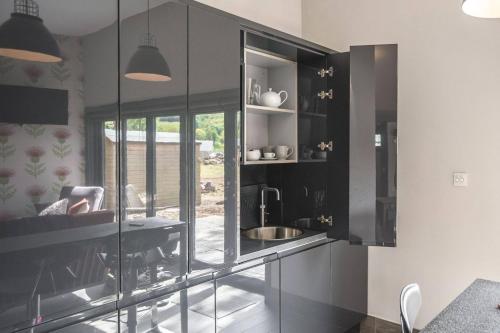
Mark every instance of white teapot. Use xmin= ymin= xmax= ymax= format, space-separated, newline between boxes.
xmin=258 ymin=88 xmax=288 ymax=108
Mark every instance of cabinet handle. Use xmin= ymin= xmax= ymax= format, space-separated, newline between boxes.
xmin=317 ymin=89 xmax=333 ymax=100
xmin=317 ymin=215 xmax=333 ymax=227
xmin=317 ymin=141 xmax=333 ymax=151
xmin=317 ymin=66 xmax=334 ymax=78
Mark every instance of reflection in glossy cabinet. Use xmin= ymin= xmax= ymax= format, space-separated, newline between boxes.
xmin=120 ymin=281 xmax=215 ymax=333
xmin=18 ymin=310 xmax=119 ymax=333
xmin=188 ymin=6 xmax=240 ymax=272
xmin=0 ymin=0 xmax=119 ymax=331
xmin=51 ymin=311 xmax=119 ymax=333
xmin=215 ymin=261 xmax=280 ymax=333
xmin=119 ymin=0 xmax=189 ymax=304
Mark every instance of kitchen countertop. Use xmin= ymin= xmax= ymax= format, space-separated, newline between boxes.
xmin=238 ymin=227 xmax=329 ymax=263
xmin=421 ymin=279 xmax=500 ymax=333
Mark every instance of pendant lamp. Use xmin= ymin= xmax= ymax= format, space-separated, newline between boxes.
xmin=462 ymin=0 xmax=500 ymax=18
xmin=0 ymin=0 xmax=61 ymax=62
xmin=125 ymin=0 xmax=171 ymax=82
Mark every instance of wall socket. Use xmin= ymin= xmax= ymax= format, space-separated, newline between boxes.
xmin=453 ymin=172 xmax=468 ymax=187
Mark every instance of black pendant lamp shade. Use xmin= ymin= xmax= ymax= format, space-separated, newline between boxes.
xmin=0 ymin=0 xmax=61 ymax=62
xmin=125 ymin=0 xmax=171 ymax=82
xmin=462 ymin=0 xmax=500 ymax=18
xmin=125 ymin=34 xmax=171 ymax=82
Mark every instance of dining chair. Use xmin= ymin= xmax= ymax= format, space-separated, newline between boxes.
xmin=400 ymin=283 xmax=422 ymax=333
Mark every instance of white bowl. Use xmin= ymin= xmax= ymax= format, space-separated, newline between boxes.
xmin=246 ymin=150 xmax=261 ymax=161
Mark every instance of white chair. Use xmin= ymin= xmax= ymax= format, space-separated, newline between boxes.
xmin=400 ymin=283 xmax=422 ymax=333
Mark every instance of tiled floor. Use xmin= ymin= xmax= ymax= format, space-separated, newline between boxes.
xmin=356 ymin=316 xmax=419 ymax=333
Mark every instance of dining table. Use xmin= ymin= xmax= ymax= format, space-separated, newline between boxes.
xmin=420 ymin=279 xmax=500 ymax=333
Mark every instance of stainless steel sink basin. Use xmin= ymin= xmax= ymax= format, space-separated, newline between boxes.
xmin=243 ymin=226 xmax=303 ymax=241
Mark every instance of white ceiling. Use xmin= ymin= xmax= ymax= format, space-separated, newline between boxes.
xmin=0 ymin=0 xmax=170 ymax=36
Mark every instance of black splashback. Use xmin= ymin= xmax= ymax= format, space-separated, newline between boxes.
xmin=268 ymin=163 xmax=328 ymax=225
xmin=240 ymin=164 xmax=329 ymax=229
xmin=240 ymin=184 xmax=264 ymax=229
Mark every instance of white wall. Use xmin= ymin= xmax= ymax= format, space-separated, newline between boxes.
xmin=302 ymin=0 xmax=500 ymax=329
xmin=195 ymin=0 xmax=302 ymax=37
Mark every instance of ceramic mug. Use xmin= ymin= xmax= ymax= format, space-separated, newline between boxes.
xmin=246 ymin=149 xmax=261 ymax=161
xmin=263 ymin=152 xmax=276 ymax=159
xmin=275 ymin=145 xmax=294 ymax=160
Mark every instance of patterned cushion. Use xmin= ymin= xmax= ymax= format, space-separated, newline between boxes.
xmin=38 ymin=199 xmax=69 ymax=216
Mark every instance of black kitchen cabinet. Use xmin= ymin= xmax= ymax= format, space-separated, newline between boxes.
xmin=281 ymin=243 xmax=337 ymax=333
xmin=119 ymin=0 xmax=189 ymax=305
xmin=0 ymin=0 xmax=119 ymax=331
xmin=265 ymin=44 xmax=398 ymax=246
xmin=187 ymin=5 xmax=241 ymax=272
xmin=0 ymin=0 xmax=385 ymax=331
xmin=330 ymin=240 xmax=368 ymax=331
xmin=280 ymin=241 xmax=367 ymax=333
xmin=328 ymin=45 xmax=398 ymax=246
xmin=215 ymin=259 xmax=280 ymax=332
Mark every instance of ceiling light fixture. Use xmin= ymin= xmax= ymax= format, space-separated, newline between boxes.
xmin=0 ymin=0 xmax=61 ymax=62
xmin=125 ymin=0 xmax=171 ymax=82
xmin=462 ymin=0 xmax=500 ymax=18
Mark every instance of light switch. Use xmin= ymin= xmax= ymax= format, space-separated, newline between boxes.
xmin=453 ymin=172 xmax=468 ymax=187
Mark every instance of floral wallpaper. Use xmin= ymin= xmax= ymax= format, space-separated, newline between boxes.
xmin=0 ymin=36 xmax=85 ymax=220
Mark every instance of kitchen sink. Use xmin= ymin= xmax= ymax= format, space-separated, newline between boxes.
xmin=243 ymin=226 xmax=303 ymax=241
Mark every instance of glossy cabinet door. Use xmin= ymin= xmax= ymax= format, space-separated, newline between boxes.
xmin=328 ymin=45 xmax=398 ymax=246
xmin=281 ymin=242 xmax=367 ymax=333
xmin=120 ymin=281 xmax=215 ymax=333
xmin=0 ymin=0 xmax=119 ymax=331
xmin=51 ymin=311 xmax=119 ymax=333
xmin=119 ymin=0 xmax=189 ymax=304
xmin=330 ymin=241 xmax=368 ymax=331
xmin=188 ymin=7 xmax=240 ymax=272
xmin=18 ymin=310 xmax=119 ymax=333
xmin=215 ymin=260 xmax=280 ymax=332
xmin=280 ymin=243 xmax=339 ymax=333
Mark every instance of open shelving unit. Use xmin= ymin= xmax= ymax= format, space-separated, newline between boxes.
xmin=242 ymin=47 xmax=298 ymax=165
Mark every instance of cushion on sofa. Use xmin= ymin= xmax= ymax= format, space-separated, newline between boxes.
xmin=68 ymin=198 xmax=89 ymax=215
xmin=38 ymin=199 xmax=69 ymax=216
